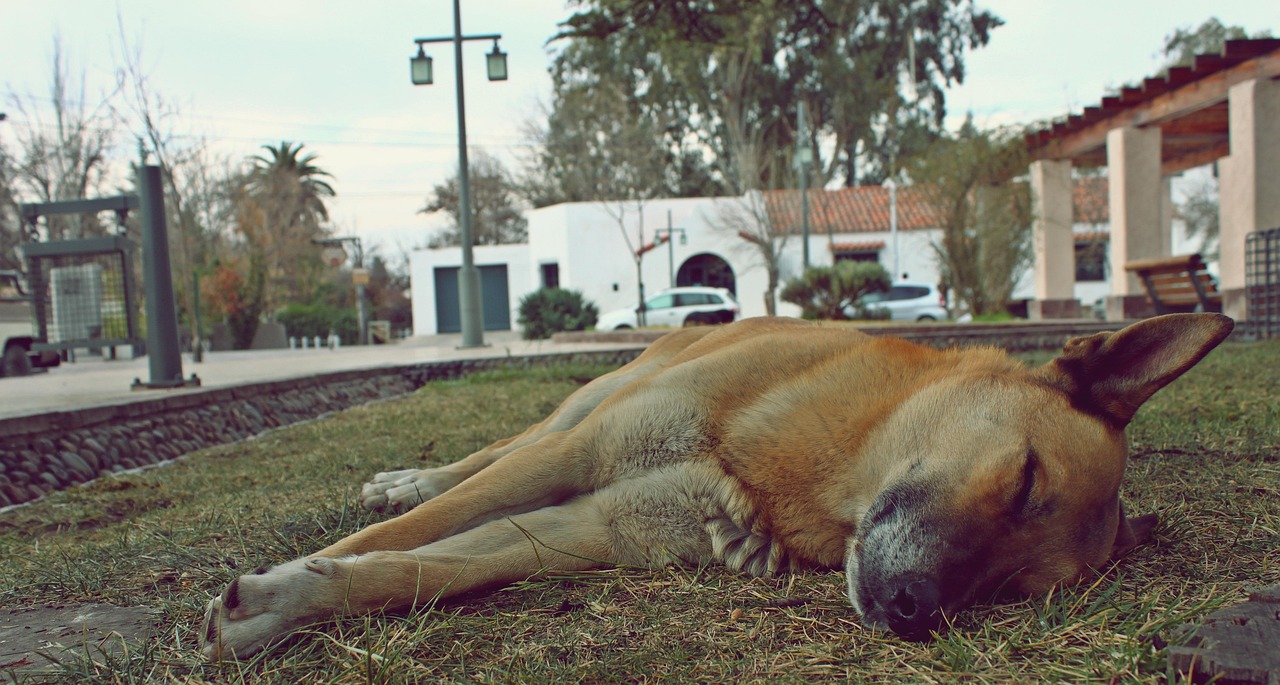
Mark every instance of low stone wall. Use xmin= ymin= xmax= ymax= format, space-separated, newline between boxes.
xmin=0 ymin=350 xmax=642 ymax=509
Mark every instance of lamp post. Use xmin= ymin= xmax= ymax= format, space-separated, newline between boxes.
xmin=313 ymin=236 xmax=368 ymax=344
xmin=795 ymin=101 xmax=813 ymax=268
xmin=886 ymin=178 xmax=899 ymax=280
xmin=654 ymin=210 xmax=687 ymax=289
xmin=410 ymin=0 xmax=507 ymax=348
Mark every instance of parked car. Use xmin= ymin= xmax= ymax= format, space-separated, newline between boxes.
xmin=596 ymin=287 xmax=740 ymax=330
xmin=849 ymin=282 xmax=948 ymax=322
xmin=0 ymin=270 xmax=61 ymax=377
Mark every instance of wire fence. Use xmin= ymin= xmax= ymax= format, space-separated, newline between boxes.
xmin=24 ymin=237 xmax=141 ymax=354
xmin=1245 ymin=226 xmax=1280 ymax=340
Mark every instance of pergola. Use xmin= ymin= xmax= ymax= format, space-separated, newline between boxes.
xmin=1023 ymin=38 xmax=1280 ymax=321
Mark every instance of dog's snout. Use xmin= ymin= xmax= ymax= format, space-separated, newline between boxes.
xmin=882 ymin=576 xmax=942 ymax=639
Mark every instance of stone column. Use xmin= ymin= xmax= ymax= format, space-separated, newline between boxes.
xmin=1105 ymin=126 xmax=1166 ymax=320
xmin=1219 ymin=77 xmax=1280 ymax=320
xmin=1028 ymin=159 xmax=1080 ymax=319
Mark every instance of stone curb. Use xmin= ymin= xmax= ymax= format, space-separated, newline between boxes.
xmin=0 ymin=349 xmax=642 ymax=509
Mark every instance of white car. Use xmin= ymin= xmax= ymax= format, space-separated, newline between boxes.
xmin=596 ymin=287 xmax=740 ymax=330
xmin=852 ymin=282 xmax=948 ymax=322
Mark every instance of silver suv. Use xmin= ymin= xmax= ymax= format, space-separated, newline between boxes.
xmin=851 ymin=282 xmax=948 ymax=322
xmin=596 ymin=287 xmax=740 ymax=330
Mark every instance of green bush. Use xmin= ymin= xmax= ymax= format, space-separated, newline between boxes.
xmin=518 ymin=288 xmax=598 ymax=340
xmin=276 ymin=303 xmax=359 ymax=344
xmin=780 ymin=262 xmax=891 ymax=320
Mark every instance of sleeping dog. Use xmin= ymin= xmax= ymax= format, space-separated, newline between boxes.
xmin=202 ymin=313 xmax=1232 ymax=659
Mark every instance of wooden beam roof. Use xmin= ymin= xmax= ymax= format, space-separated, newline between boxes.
xmin=1026 ymin=39 xmax=1280 ymax=175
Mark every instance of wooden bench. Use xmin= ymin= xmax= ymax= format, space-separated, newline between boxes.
xmin=1124 ymin=254 xmax=1222 ymax=315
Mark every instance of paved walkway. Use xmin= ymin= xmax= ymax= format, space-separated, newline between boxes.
xmin=0 ymin=332 xmax=648 ymax=421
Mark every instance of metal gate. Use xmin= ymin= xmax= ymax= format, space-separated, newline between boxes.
xmin=1245 ymin=226 xmax=1280 ymax=339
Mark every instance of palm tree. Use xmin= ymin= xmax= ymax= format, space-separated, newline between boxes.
xmin=244 ymin=141 xmax=337 ymax=309
xmin=248 ymin=141 xmax=335 ymax=227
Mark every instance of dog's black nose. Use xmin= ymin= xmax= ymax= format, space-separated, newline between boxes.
xmin=882 ymin=576 xmax=942 ymax=639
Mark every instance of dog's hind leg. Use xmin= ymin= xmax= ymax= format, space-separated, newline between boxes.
xmin=201 ymin=495 xmax=616 ymax=661
xmin=359 ymin=347 xmax=686 ymax=513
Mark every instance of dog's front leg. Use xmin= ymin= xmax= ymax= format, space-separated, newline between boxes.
xmin=201 ymin=496 xmax=615 ymax=661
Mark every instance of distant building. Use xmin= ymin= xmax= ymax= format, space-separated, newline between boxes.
xmin=409 ymin=181 xmax=1126 ymax=335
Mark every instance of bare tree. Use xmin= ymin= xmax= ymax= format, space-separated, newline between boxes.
xmin=908 ymin=119 xmax=1031 ymax=317
xmin=114 ymin=14 xmax=227 ymax=329
xmin=5 ymin=36 xmax=121 ymax=241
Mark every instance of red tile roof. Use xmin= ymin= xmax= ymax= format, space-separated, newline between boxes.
xmin=764 ymin=178 xmax=1109 ymax=234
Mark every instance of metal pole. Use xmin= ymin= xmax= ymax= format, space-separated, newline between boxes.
xmin=798 ymin=101 xmax=810 ymax=269
xmin=888 ymin=179 xmax=899 ymax=279
xmin=192 ymin=270 xmax=203 ymax=362
xmin=135 ymin=164 xmax=196 ymax=388
xmin=354 ymin=239 xmax=369 ymax=345
xmin=453 ymin=0 xmax=486 ymax=348
xmin=666 ymin=210 xmax=675 ymax=288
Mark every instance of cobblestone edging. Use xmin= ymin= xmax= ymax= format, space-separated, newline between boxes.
xmin=0 ymin=350 xmax=643 ymax=509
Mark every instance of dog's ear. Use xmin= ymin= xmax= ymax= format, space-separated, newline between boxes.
xmin=1037 ymin=313 xmax=1233 ymax=427
xmin=1111 ymin=501 xmax=1158 ymax=559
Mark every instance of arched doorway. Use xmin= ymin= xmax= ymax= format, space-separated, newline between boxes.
xmin=676 ymin=253 xmax=736 ymax=294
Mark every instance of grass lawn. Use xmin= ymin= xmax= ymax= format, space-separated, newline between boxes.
xmin=1 ymin=343 xmax=1277 ymax=684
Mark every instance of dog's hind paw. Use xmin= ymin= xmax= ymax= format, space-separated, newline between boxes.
xmin=200 ymin=558 xmax=337 ymax=661
xmin=359 ymin=467 xmax=457 ymax=512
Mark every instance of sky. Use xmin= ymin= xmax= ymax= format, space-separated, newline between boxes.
xmin=2 ymin=1 xmax=1276 ymax=258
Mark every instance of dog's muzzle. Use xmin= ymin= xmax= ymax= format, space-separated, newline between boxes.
xmin=853 ymin=572 xmax=944 ymax=640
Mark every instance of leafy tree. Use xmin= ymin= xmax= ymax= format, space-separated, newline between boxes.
xmin=551 ymin=0 xmax=1001 ymax=188
xmin=1161 ymin=18 xmax=1271 ymax=70
xmin=1180 ymin=174 xmax=1220 ymax=259
xmin=907 ymin=119 xmax=1031 ymax=317
xmin=781 ymin=261 xmax=890 ymax=320
xmin=1156 ymin=18 xmax=1270 ymax=258
xmin=246 ymin=141 xmax=335 ymax=310
xmin=517 ymin=288 xmax=598 ymax=340
xmin=422 ymin=149 xmax=528 ymax=247
xmin=518 ymin=45 xmax=724 ymax=208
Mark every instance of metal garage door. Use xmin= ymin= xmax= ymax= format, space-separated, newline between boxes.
xmin=433 ymin=265 xmax=511 ymax=333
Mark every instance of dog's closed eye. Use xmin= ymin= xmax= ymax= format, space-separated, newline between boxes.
xmin=1010 ymin=448 xmax=1039 ymax=517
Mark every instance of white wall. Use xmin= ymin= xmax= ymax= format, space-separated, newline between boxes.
xmin=411 ymin=191 xmax=1179 ymax=333
xmin=410 ymin=243 xmax=532 ymax=336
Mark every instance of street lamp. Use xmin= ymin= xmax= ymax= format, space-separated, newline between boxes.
xmin=410 ymin=0 xmax=506 ymax=348
xmin=654 ymin=210 xmax=687 ymax=289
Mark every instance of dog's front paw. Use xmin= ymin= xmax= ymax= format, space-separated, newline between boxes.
xmin=200 ymin=558 xmax=339 ymax=661
xmin=359 ymin=467 xmax=458 ymax=512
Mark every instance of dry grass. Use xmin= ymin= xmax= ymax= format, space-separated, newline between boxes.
xmin=0 ymin=345 xmax=1276 ymax=684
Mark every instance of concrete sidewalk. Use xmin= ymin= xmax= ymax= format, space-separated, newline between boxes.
xmin=0 ymin=331 xmax=648 ymax=421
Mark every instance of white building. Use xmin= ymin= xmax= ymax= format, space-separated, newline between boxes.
xmin=410 ymin=182 xmax=1118 ymax=335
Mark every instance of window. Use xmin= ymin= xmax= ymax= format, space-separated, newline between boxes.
xmin=1075 ymin=241 xmax=1107 ymax=282
xmin=540 ymin=263 xmax=560 ymax=289
xmin=834 ymin=250 xmax=880 ymax=264
xmin=646 ymin=294 xmax=675 ymax=310
xmin=676 ymin=293 xmax=716 ymax=306
xmin=888 ymin=286 xmax=929 ymax=301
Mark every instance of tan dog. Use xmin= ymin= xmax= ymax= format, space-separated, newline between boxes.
xmin=201 ymin=313 xmax=1232 ymax=659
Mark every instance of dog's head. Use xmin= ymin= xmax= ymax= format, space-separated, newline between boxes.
xmin=845 ymin=313 xmax=1233 ymax=640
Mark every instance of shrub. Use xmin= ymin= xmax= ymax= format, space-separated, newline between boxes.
xmin=780 ymin=262 xmax=890 ymax=320
xmin=518 ymin=288 xmax=598 ymax=340
xmin=277 ymin=303 xmax=360 ymax=344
